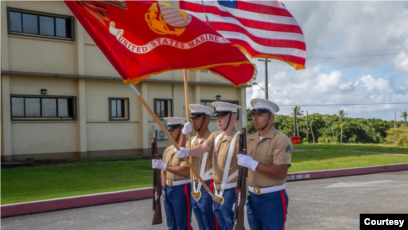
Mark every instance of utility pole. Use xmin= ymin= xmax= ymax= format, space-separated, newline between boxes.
xmin=306 ymin=111 xmax=309 ymax=143
xmin=293 ymin=107 xmax=296 ymax=137
xmin=258 ymin=58 xmax=271 ymax=100
xmin=394 ymin=112 xmax=397 ymax=129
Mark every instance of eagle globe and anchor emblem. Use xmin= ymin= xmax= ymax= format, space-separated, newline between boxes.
xmin=145 ymin=2 xmax=192 ymax=36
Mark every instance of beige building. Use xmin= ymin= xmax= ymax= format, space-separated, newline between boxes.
xmin=1 ymin=1 xmax=248 ymax=161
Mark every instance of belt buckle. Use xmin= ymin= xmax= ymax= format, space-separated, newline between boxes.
xmin=254 ymin=187 xmax=261 ymax=195
xmin=215 ymin=183 xmax=221 ymax=190
xmin=168 ymin=181 xmax=173 ymax=186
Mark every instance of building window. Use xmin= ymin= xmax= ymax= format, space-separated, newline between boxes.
xmin=8 ymin=7 xmax=74 ymax=41
xmin=109 ymin=98 xmax=129 ymax=121
xmin=154 ymin=99 xmax=172 ymax=118
xmin=201 ymin=100 xmax=240 ymax=120
xmin=11 ymin=95 xmax=76 ymax=120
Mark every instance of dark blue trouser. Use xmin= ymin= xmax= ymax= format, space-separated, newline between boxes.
xmin=247 ymin=188 xmax=289 ymax=230
xmin=213 ymin=187 xmax=245 ymax=230
xmin=164 ymin=183 xmax=193 ymax=230
xmin=191 ymin=180 xmax=217 ymax=230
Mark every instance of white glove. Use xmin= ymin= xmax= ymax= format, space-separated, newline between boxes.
xmin=155 ymin=190 xmax=165 ymax=201
xmin=152 ymin=159 xmax=167 ymax=170
xmin=238 ymin=155 xmax=259 ymax=171
xmin=175 ymin=147 xmax=189 ymax=158
xmin=182 ymin=122 xmax=192 ymax=135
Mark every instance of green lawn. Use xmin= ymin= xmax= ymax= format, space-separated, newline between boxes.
xmin=290 ymin=149 xmax=408 ymax=172
xmin=2 ymin=149 xmax=408 ymax=205
xmin=293 ymin=143 xmax=408 ymax=153
xmin=1 ymin=161 xmax=153 ymax=205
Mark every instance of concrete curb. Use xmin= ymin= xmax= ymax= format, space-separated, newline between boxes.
xmin=286 ymin=163 xmax=408 ymax=182
xmin=1 ymin=187 xmax=153 ymax=218
xmin=2 ymin=163 xmax=408 ymax=218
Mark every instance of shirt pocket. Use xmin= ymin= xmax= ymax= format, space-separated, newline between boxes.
xmin=216 ymin=142 xmax=229 ymax=159
xmin=169 ymin=155 xmax=180 ymax=166
xmin=247 ymin=140 xmax=255 ymax=157
xmin=261 ymin=141 xmax=274 ymax=156
xmin=260 ymin=142 xmax=274 ymax=165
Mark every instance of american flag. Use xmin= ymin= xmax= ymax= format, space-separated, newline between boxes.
xmin=179 ymin=0 xmax=306 ymax=70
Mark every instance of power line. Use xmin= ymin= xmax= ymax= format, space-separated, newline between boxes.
xmin=307 ymin=52 xmax=407 ymax=59
xmin=307 ymin=48 xmax=408 ymax=60
xmin=278 ymin=102 xmax=408 ymax=107
xmin=247 ymin=88 xmax=403 ymax=96
xmin=307 ymin=47 xmax=408 ymax=57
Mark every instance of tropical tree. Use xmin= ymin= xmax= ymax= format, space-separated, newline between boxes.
xmin=338 ymin=109 xmax=348 ymax=144
xmin=385 ymin=126 xmax=408 ymax=147
xmin=400 ymin=111 xmax=408 ymax=127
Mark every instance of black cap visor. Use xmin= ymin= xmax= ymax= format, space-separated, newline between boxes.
xmin=167 ymin=124 xmax=182 ymax=131
xmin=190 ymin=113 xmax=206 ymax=119
xmin=251 ymin=108 xmax=272 ymax=114
xmin=214 ymin=111 xmax=233 ymax=117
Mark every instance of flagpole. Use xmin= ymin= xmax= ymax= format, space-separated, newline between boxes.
xmin=128 ymin=84 xmax=219 ymax=202
xmin=183 ymin=70 xmax=194 ymax=186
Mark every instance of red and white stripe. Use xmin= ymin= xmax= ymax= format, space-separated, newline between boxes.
xmin=179 ymin=0 xmax=306 ymax=70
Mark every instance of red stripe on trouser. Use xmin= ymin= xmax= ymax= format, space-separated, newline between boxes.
xmin=210 ymin=180 xmax=220 ymax=230
xmin=280 ymin=190 xmax=287 ymax=230
xmin=184 ymin=184 xmax=192 ymax=230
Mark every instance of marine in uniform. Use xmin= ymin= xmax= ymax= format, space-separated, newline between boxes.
xmin=180 ymin=104 xmax=218 ymax=230
xmin=238 ymin=98 xmax=292 ymax=230
xmin=175 ymin=101 xmax=244 ymax=230
xmin=152 ymin=117 xmax=193 ymax=230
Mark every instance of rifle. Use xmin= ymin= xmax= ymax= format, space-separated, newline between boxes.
xmin=151 ymin=125 xmax=163 ymax=225
xmin=233 ymin=110 xmax=248 ymax=230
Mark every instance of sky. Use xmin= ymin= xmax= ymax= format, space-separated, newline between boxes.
xmin=245 ymin=1 xmax=408 ymax=121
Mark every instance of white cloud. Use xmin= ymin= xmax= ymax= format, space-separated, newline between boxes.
xmin=393 ymin=52 xmax=408 ymax=72
xmin=245 ymin=2 xmax=408 ymax=121
xmin=246 ymin=66 xmax=408 ymax=120
xmin=360 ymin=75 xmax=391 ymax=91
xmin=284 ymin=1 xmax=408 ymax=70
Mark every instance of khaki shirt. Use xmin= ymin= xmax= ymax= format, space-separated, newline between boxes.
xmin=247 ymin=126 xmax=292 ymax=187
xmin=162 ymin=145 xmax=190 ymax=181
xmin=190 ymin=130 xmax=213 ymax=178
xmin=204 ymin=127 xmax=240 ymax=184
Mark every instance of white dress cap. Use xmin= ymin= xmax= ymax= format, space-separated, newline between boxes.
xmin=212 ymin=101 xmax=241 ymax=116
xmin=189 ymin=104 xmax=213 ymax=117
xmin=250 ymin=98 xmax=280 ymax=114
xmin=164 ymin=117 xmax=186 ymax=125
xmin=163 ymin=117 xmax=186 ymax=130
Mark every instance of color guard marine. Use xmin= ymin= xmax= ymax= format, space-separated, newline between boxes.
xmin=179 ymin=104 xmax=218 ymax=230
xmin=238 ymin=98 xmax=293 ymax=230
xmin=152 ymin=117 xmax=193 ymax=230
xmin=176 ymin=101 xmax=245 ymax=230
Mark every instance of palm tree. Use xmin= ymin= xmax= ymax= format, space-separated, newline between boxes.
xmin=400 ymin=111 xmax=407 ymax=127
xmin=291 ymin=106 xmax=303 ymax=136
xmin=338 ymin=109 xmax=348 ymax=144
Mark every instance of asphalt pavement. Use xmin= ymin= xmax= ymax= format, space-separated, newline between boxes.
xmin=2 ymin=170 xmax=408 ymax=230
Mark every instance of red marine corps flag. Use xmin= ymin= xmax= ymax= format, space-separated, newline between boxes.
xmin=64 ymin=0 xmax=256 ymax=86
xmin=64 ymin=0 xmax=251 ymax=209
